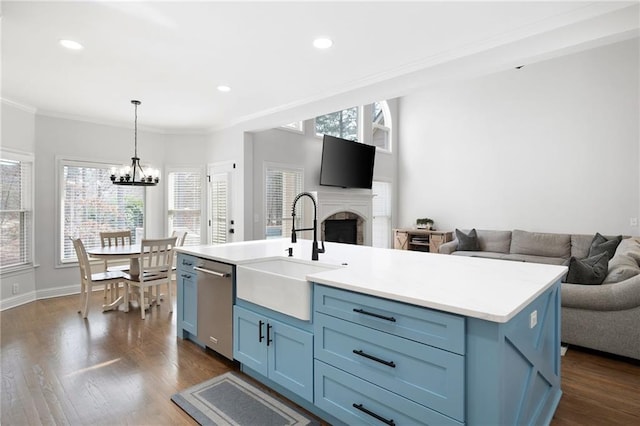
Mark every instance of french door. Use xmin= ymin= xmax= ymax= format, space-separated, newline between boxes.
xmin=208 ymin=162 xmax=235 ymax=244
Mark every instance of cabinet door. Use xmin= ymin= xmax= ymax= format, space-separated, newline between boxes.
xmin=233 ymin=306 xmax=268 ymax=376
xmin=268 ymin=319 xmax=314 ymax=402
xmin=177 ymin=270 xmax=197 ymax=337
xmin=394 ymin=230 xmax=409 ymax=250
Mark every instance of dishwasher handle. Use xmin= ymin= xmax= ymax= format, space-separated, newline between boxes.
xmin=194 ymin=266 xmax=230 ymax=278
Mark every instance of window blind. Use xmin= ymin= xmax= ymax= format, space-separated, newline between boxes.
xmin=0 ymin=156 xmax=33 ymax=269
xmin=61 ymin=161 xmax=144 ymax=263
xmin=265 ymin=167 xmax=303 ymax=239
xmin=209 ymin=173 xmax=228 ymax=245
xmin=168 ymin=170 xmax=202 ymax=246
xmin=372 ymin=181 xmax=392 ymax=249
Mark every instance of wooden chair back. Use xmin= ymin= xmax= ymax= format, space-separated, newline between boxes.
xmin=138 ymin=237 xmax=178 ymax=283
xmin=72 ymin=237 xmax=91 ymax=284
xmin=171 ymin=230 xmax=188 ymax=247
xmin=100 ymin=230 xmax=132 ymax=247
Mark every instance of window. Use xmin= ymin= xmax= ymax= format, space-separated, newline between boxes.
xmin=372 ymin=181 xmax=392 ymax=249
xmin=372 ymin=101 xmax=391 ymax=151
xmin=168 ymin=169 xmax=202 ymax=246
xmin=315 ymin=107 xmax=359 ymax=140
xmin=265 ymin=165 xmax=303 ymax=239
xmin=59 ymin=160 xmax=145 ymax=263
xmin=1 ymin=151 xmax=33 ymax=270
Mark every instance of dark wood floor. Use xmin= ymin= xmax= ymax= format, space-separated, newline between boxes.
xmin=1 ymin=289 xmax=639 ymax=425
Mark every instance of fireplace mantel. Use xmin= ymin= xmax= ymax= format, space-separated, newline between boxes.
xmin=313 ymin=190 xmax=373 ymax=246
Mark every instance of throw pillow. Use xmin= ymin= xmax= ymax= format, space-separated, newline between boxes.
xmin=564 ymin=252 xmax=609 ymax=285
xmin=456 ymin=228 xmax=480 ymax=251
xmin=588 ymin=233 xmax=622 ymax=260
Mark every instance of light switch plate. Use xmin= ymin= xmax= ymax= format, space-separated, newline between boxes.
xmin=530 ymin=310 xmax=537 ymax=328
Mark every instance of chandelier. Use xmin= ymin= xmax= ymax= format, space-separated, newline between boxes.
xmin=110 ymin=100 xmax=160 ymax=186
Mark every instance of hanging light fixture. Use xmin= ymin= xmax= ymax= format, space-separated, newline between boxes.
xmin=110 ymin=100 xmax=160 ymax=186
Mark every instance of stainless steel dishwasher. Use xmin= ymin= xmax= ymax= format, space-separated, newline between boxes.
xmin=194 ymin=259 xmax=234 ymax=360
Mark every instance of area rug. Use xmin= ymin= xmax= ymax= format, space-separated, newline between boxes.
xmin=171 ymin=372 xmax=318 ymax=426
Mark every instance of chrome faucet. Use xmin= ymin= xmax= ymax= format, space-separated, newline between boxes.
xmin=291 ymin=192 xmax=325 ymax=261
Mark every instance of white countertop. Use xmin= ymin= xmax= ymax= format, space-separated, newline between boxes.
xmin=177 ymin=239 xmax=567 ymax=323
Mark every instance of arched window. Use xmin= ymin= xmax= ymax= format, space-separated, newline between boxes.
xmin=371 ymin=101 xmax=391 ymax=151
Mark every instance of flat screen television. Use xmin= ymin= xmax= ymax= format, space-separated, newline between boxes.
xmin=319 ymin=135 xmax=376 ymax=189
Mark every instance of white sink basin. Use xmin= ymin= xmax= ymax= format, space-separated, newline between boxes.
xmin=236 ymin=258 xmax=339 ymax=320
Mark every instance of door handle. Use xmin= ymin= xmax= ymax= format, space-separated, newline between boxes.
xmin=194 ymin=266 xmax=230 ymax=278
xmin=266 ymin=323 xmax=273 ymax=346
xmin=258 ymin=320 xmax=264 ymax=342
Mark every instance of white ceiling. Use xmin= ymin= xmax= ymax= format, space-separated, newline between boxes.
xmin=2 ymin=1 xmax=638 ymax=133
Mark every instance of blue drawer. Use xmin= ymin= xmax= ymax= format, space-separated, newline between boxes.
xmin=315 ymin=312 xmax=464 ymax=421
xmin=177 ymin=253 xmax=196 ymax=272
xmin=315 ymin=360 xmax=463 ymax=426
xmin=314 ymin=284 xmax=465 ymax=355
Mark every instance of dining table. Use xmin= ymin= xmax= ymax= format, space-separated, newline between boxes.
xmin=86 ymin=244 xmax=144 ymax=312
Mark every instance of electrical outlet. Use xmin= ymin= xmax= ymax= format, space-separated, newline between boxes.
xmin=12 ymin=283 xmax=19 ymax=295
xmin=631 ymin=217 xmax=638 ymax=227
xmin=530 ymin=310 xmax=537 ymax=329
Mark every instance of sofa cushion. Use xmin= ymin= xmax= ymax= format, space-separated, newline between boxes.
xmin=476 ymin=230 xmax=512 ymax=253
xmin=455 ymin=228 xmax=479 ymax=251
xmin=510 ymin=229 xmax=571 ymax=258
xmin=588 ymin=233 xmax=622 ymax=260
xmin=451 ymin=251 xmax=506 ymax=260
xmin=603 ymin=238 xmax=640 ymax=284
xmin=501 ymin=254 xmax=567 ymax=265
xmin=565 ymin=252 xmax=609 ymax=285
xmin=571 ymin=234 xmax=595 ymax=259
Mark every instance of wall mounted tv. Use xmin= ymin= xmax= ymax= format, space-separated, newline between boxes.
xmin=319 ymin=134 xmax=376 ymax=189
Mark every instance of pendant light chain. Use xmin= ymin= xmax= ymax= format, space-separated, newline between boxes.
xmin=134 ymin=100 xmax=138 ymax=159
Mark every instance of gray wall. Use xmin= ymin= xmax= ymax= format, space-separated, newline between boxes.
xmin=398 ymin=38 xmax=639 ymax=236
xmin=0 ymin=106 xmax=208 ymax=306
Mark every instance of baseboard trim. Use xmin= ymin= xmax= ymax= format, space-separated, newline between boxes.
xmin=1 ymin=291 xmax=37 ymax=311
xmin=1 ymin=284 xmax=81 ymax=312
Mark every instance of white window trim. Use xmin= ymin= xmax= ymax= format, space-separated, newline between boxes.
xmin=55 ymin=156 xmax=148 ymax=268
xmin=372 ymin=101 xmax=392 ymax=153
xmin=279 ymin=121 xmax=305 ymax=134
xmin=0 ymin=148 xmax=35 ymax=274
xmin=165 ymin=165 xmax=206 ymax=244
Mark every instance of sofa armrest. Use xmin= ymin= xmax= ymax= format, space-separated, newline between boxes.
xmin=561 ymin=274 xmax=640 ymax=311
xmin=439 ymin=240 xmax=458 ymax=254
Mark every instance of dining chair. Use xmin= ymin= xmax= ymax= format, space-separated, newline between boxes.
xmin=99 ymin=230 xmax=132 ymax=300
xmin=72 ymin=237 xmax=126 ymax=319
xmin=123 ymin=236 xmax=177 ymax=319
xmin=169 ymin=230 xmax=188 ymax=286
xmin=171 ymin=230 xmax=188 ymax=247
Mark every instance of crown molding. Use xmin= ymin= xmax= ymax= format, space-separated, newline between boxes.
xmin=1 ymin=98 xmax=37 ymax=114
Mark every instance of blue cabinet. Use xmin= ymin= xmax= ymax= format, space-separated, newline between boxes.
xmin=176 ymin=254 xmax=197 ymax=338
xmin=314 ymin=284 xmax=465 ymax=425
xmin=234 ymin=305 xmax=314 ymax=402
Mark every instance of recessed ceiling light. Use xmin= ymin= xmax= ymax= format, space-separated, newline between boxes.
xmin=59 ymin=39 xmax=84 ymax=50
xmin=313 ymin=38 xmax=333 ymax=49
xmin=217 ymin=85 xmax=231 ymax=93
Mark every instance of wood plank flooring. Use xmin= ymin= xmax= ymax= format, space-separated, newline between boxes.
xmin=1 ymin=289 xmax=639 ymax=425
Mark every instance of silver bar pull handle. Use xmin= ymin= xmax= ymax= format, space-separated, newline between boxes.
xmin=194 ymin=266 xmax=229 ymax=278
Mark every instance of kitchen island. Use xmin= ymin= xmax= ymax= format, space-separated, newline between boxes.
xmin=177 ymin=239 xmax=566 ymax=425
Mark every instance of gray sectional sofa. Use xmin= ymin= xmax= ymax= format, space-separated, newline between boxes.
xmin=439 ymin=229 xmax=640 ymax=360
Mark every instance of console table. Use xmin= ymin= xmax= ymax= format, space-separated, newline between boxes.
xmin=394 ymin=228 xmax=453 ymax=253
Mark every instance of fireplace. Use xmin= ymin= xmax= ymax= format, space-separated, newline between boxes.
xmin=321 ymin=211 xmax=365 ymax=245
xmin=315 ymin=190 xmax=372 ymax=246
xmin=324 ymin=219 xmax=357 ymax=245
